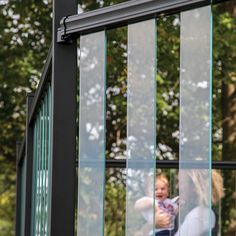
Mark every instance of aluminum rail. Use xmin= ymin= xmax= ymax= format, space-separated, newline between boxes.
xmin=106 ymin=160 xmax=236 ymax=169
xmin=57 ymin=0 xmax=227 ymax=43
xmin=73 ymin=159 xmax=236 ymax=170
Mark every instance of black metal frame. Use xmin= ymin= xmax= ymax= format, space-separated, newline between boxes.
xmin=24 ymin=93 xmax=35 ymax=236
xmin=15 ymin=141 xmax=24 ymax=236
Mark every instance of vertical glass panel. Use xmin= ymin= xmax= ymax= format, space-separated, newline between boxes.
xmin=126 ymin=19 xmax=156 ymax=235
xmin=46 ymin=84 xmax=52 ymax=236
xmin=32 ymin=84 xmax=52 ymax=236
xmin=37 ymin=108 xmax=42 ymax=236
xmin=156 ymin=14 xmax=180 ymax=161
xmin=78 ymin=31 xmax=105 ymax=236
xmin=178 ymin=6 xmax=212 ymax=236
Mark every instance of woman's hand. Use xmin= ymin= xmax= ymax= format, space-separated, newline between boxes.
xmin=155 ymin=206 xmax=171 ymax=228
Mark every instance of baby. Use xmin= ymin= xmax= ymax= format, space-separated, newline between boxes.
xmin=135 ymin=174 xmax=178 ymax=236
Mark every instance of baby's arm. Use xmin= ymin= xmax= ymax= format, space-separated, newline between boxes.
xmin=134 ymin=196 xmax=154 ymax=211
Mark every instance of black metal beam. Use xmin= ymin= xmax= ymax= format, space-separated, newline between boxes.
xmin=57 ymin=0 xmax=228 ymax=43
xmin=28 ymin=46 xmax=52 ymax=126
xmin=16 ymin=136 xmax=25 ymax=166
xmin=15 ymin=142 xmax=23 ymax=236
xmin=49 ymin=0 xmax=77 ymax=235
xmin=105 ymin=159 xmax=236 ymax=170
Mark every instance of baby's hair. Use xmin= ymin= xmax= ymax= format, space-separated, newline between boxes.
xmin=156 ymin=173 xmax=169 ymax=188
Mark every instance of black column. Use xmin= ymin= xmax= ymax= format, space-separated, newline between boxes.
xmin=15 ymin=141 xmax=23 ymax=236
xmin=49 ymin=0 xmax=77 ymax=235
xmin=24 ymin=93 xmax=34 ymax=236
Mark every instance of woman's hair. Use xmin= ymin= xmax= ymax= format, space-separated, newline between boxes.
xmin=185 ymin=169 xmax=225 ymax=206
xmin=212 ymin=170 xmax=225 ymax=205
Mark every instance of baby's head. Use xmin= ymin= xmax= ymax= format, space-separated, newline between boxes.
xmin=155 ymin=174 xmax=169 ymax=201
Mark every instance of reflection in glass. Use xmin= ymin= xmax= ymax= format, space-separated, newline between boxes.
xmin=78 ymin=31 xmax=106 ymax=236
xmin=106 ymin=27 xmax=127 ymax=160
xmin=126 ymin=19 xmax=156 ymax=235
xmin=156 ymin=14 xmax=180 ymax=161
xmin=179 ymin=6 xmax=212 ymax=235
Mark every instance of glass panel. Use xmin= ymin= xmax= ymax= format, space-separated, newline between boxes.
xmin=212 ymin=0 xmax=236 ymax=161
xmin=178 ymin=6 xmax=212 ymax=236
xmin=45 ymin=84 xmax=52 ymax=235
xmin=78 ymin=31 xmax=106 ymax=236
xmin=31 ymin=85 xmax=52 ymax=236
xmin=126 ymin=19 xmax=156 ymax=235
xmin=37 ymin=108 xmax=42 ymax=236
xmin=106 ymin=27 xmax=127 ymax=160
xmin=156 ymin=14 xmax=180 ymax=161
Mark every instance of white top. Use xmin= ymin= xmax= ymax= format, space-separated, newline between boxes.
xmin=174 ymin=206 xmax=216 ymax=236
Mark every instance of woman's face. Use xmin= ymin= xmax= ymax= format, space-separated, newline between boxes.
xmin=155 ymin=180 xmax=168 ymax=201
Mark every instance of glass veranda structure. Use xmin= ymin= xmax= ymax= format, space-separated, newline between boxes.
xmin=16 ymin=0 xmax=236 ymax=235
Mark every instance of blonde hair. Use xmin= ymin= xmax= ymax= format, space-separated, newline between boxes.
xmin=212 ymin=170 xmax=225 ymax=205
xmin=184 ymin=169 xmax=225 ymax=206
xmin=156 ymin=173 xmax=169 ymax=188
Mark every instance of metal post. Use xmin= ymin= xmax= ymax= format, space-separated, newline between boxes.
xmin=49 ymin=0 xmax=77 ymax=235
xmin=24 ymin=93 xmax=34 ymax=236
xmin=15 ymin=141 xmax=22 ymax=236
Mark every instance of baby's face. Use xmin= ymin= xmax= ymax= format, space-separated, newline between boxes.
xmin=155 ymin=180 xmax=168 ymax=201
